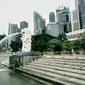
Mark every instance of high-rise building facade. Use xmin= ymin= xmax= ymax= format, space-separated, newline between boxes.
xmin=20 ymin=21 xmax=28 ymax=29
xmin=56 ymin=7 xmax=70 ymax=22
xmin=8 ymin=23 xmax=21 ymax=35
xmin=71 ymin=10 xmax=79 ymax=31
xmin=75 ymin=0 xmax=85 ymax=29
xmin=66 ymin=0 xmax=85 ymax=40
xmin=49 ymin=12 xmax=55 ymax=22
xmin=56 ymin=7 xmax=72 ymax=33
xmin=33 ymin=11 xmax=46 ymax=35
xmin=8 ymin=23 xmax=21 ymax=50
xmin=47 ymin=22 xmax=64 ymax=37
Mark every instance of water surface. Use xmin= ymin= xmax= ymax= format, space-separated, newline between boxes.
xmin=0 ymin=64 xmax=45 ymax=85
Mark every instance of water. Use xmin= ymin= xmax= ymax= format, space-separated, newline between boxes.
xmin=0 ymin=33 xmax=21 ymax=46
xmin=0 ymin=64 xmax=45 ymax=85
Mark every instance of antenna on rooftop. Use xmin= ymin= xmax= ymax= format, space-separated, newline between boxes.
xmin=61 ymin=5 xmax=64 ymax=9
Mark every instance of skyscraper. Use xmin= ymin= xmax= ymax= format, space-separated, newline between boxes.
xmin=8 ymin=23 xmax=21 ymax=50
xmin=49 ymin=12 xmax=55 ymax=22
xmin=71 ymin=10 xmax=79 ymax=31
xmin=47 ymin=22 xmax=64 ymax=37
xmin=75 ymin=0 xmax=85 ymax=29
xmin=33 ymin=11 xmax=46 ymax=35
xmin=56 ymin=7 xmax=72 ymax=33
xmin=20 ymin=21 xmax=28 ymax=29
xmin=8 ymin=23 xmax=20 ymax=35
xmin=56 ymin=7 xmax=70 ymax=22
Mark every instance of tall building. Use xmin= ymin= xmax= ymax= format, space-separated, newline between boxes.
xmin=66 ymin=0 xmax=85 ymax=40
xmin=49 ymin=12 xmax=55 ymax=22
xmin=20 ymin=21 xmax=28 ymax=29
xmin=8 ymin=23 xmax=21 ymax=50
xmin=75 ymin=0 xmax=85 ymax=29
xmin=47 ymin=22 xmax=64 ymax=37
xmin=33 ymin=11 xmax=46 ymax=35
xmin=56 ymin=7 xmax=72 ymax=33
xmin=8 ymin=23 xmax=20 ymax=35
xmin=71 ymin=10 xmax=79 ymax=31
xmin=56 ymin=7 xmax=70 ymax=22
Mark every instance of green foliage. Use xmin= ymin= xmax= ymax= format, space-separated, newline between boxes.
xmin=47 ymin=39 xmax=61 ymax=52
xmin=31 ymin=33 xmax=85 ymax=52
xmin=63 ymin=40 xmax=72 ymax=51
xmin=10 ymin=39 xmax=22 ymax=53
xmin=46 ymin=34 xmax=67 ymax=52
xmin=78 ymin=33 xmax=85 ymax=50
xmin=37 ymin=40 xmax=46 ymax=52
xmin=63 ymin=40 xmax=81 ymax=51
xmin=71 ymin=40 xmax=81 ymax=51
xmin=18 ymin=38 xmax=22 ymax=50
xmin=0 ymin=34 xmax=6 ymax=40
xmin=80 ymin=39 xmax=85 ymax=50
xmin=31 ymin=34 xmax=54 ymax=52
xmin=31 ymin=33 xmax=67 ymax=52
xmin=56 ymin=33 xmax=67 ymax=42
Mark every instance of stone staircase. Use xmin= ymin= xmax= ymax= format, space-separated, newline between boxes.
xmin=20 ymin=56 xmax=85 ymax=85
xmin=0 ymin=57 xmax=9 ymax=66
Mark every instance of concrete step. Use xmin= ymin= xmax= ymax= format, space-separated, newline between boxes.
xmin=39 ymin=56 xmax=85 ymax=60
xmin=43 ymin=58 xmax=85 ymax=63
xmin=21 ymin=56 xmax=85 ymax=84
xmin=21 ymin=66 xmax=85 ymax=85
xmin=44 ymin=56 xmax=85 ymax=60
xmin=24 ymin=65 xmax=85 ymax=81
xmin=32 ymin=61 xmax=85 ymax=70
xmin=0 ymin=57 xmax=9 ymax=66
xmin=38 ymin=58 xmax=85 ymax=64
xmin=35 ymin=60 xmax=85 ymax=67
xmin=20 ymin=67 xmax=76 ymax=85
xmin=27 ymin=63 xmax=85 ymax=75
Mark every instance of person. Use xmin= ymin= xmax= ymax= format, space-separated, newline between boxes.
xmin=33 ymin=57 xmax=34 ymax=61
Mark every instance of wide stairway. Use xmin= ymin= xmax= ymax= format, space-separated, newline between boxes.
xmin=20 ymin=55 xmax=85 ymax=85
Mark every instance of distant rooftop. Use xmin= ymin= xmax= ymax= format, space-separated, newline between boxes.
xmin=56 ymin=6 xmax=69 ymax=12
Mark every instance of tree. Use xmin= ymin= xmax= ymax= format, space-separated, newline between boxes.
xmin=71 ymin=40 xmax=81 ymax=51
xmin=47 ymin=39 xmax=62 ymax=52
xmin=0 ymin=34 xmax=6 ymax=40
xmin=63 ymin=40 xmax=72 ymax=51
xmin=56 ymin=33 xmax=67 ymax=42
xmin=80 ymin=39 xmax=85 ymax=51
xmin=37 ymin=40 xmax=46 ymax=52
xmin=78 ymin=32 xmax=85 ymax=51
xmin=31 ymin=34 xmax=54 ymax=51
xmin=56 ymin=33 xmax=67 ymax=51
xmin=18 ymin=38 xmax=22 ymax=51
xmin=10 ymin=39 xmax=22 ymax=53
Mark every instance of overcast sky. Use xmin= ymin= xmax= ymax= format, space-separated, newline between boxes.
xmin=0 ymin=0 xmax=75 ymax=35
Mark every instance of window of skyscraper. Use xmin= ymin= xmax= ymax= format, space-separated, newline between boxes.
xmin=66 ymin=15 xmax=69 ymax=21
xmin=64 ymin=24 xmax=67 ymax=33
